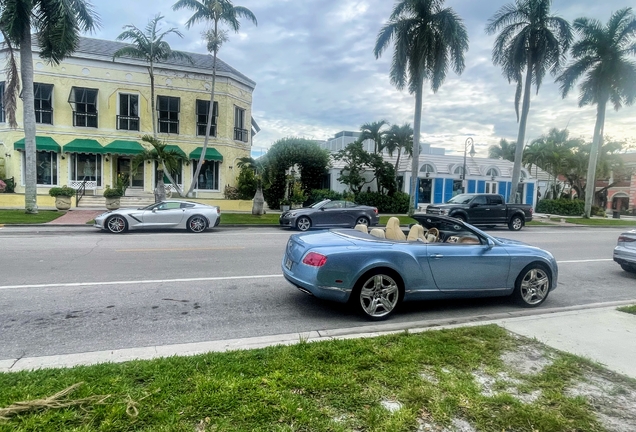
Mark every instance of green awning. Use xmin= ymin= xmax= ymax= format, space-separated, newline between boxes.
xmin=164 ymin=145 xmax=187 ymax=158
xmin=189 ymin=147 xmax=223 ymax=161
xmin=104 ymin=140 xmax=144 ymax=155
xmin=14 ymin=136 xmax=61 ymax=152
xmin=63 ymin=139 xmax=105 ymax=154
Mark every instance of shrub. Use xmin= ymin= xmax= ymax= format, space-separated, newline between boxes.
xmin=290 ymin=182 xmax=308 ymax=205
xmin=591 ymin=205 xmax=606 ymax=217
xmin=103 ymin=186 xmax=124 ymax=198
xmin=48 ymin=186 xmax=76 ymax=197
xmin=0 ymin=179 xmax=6 ymax=193
xmin=355 ymin=191 xmax=410 ymax=213
xmin=223 ymin=185 xmax=241 ymax=200
xmin=236 ymin=168 xmax=257 ymax=200
xmin=1 ymin=178 xmax=16 ymax=193
xmin=308 ymin=189 xmax=344 ymax=203
xmin=536 ymin=198 xmax=585 ymax=216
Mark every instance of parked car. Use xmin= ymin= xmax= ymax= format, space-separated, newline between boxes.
xmin=94 ymin=200 xmax=221 ymax=234
xmin=282 ymin=214 xmax=558 ymax=319
xmin=424 ymin=193 xmax=533 ymax=230
xmin=279 ymin=199 xmax=379 ymax=231
xmin=613 ymin=230 xmax=636 ymax=273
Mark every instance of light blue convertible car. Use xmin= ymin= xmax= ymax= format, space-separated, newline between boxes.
xmin=282 ymin=215 xmax=558 ymax=319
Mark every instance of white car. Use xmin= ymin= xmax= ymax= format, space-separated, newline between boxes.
xmin=613 ymin=230 xmax=636 ymax=273
xmin=94 ymin=200 xmax=221 ymax=234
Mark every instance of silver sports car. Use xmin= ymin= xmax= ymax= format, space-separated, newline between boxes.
xmin=94 ymin=200 xmax=221 ymax=234
xmin=613 ymin=230 xmax=636 ymax=273
xmin=282 ymin=214 xmax=558 ymax=320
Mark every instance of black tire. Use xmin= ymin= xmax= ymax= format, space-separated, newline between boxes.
xmin=106 ymin=215 xmax=127 ymax=234
xmin=187 ymin=215 xmax=208 ymax=233
xmin=620 ymin=264 xmax=636 ymax=274
xmin=512 ymin=263 xmax=551 ymax=307
xmin=350 ymin=268 xmax=404 ymax=320
xmin=355 ymin=216 xmax=370 ymax=227
xmin=296 ymin=216 xmax=311 ymax=232
xmin=508 ymin=215 xmax=524 ymax=231
xmin=452 ymin=214 xmax=466 ymax=223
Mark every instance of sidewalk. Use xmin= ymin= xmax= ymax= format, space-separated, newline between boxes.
xmin=2 ymin=302 xmax=635 ymax=378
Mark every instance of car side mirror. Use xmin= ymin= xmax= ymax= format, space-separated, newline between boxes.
xmin=320 ymin=208 xmax=325 ymax=211
xmin=486 ymin=238 xmax=495 ymax=249
xmin=152 ymin=208 xmax=157 ymax=213
xmin=470 ymin=202 xmax=479 ymax=208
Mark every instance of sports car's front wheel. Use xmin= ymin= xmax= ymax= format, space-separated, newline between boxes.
xmin=513 ymin=264 xmax=551 ymax=307
xmin=106 ymin=215 xmax=127 ymax=234
xmin=187 ymin=216 xmax=208 ymax=233
xmin=296 ymin=216 xmax=311 ymax=232
xmin=353 ymin=270 xmax=403 ymax=320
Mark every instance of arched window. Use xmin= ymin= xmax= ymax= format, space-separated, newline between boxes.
xmin=453 ymin=166 xmax=464 ymax=175
xmin=486 ymin=168 xmax=499 ymax=177
xmin=419 ymin=163 xmax=435 ymax=173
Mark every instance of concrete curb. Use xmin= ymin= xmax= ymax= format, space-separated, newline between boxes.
xmin=2 ymin=299 xmax=635 ymax=373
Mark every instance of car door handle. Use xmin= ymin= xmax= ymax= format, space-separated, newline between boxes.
xmin=430 ymin=254 xmax=444 ymax=259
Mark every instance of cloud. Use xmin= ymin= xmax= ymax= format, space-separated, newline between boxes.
xmin=92 ymin=0 xmax=636 ymax=156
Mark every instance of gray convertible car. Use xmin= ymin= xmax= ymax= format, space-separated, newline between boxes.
xmin=282 ymin=214 xmax=558 ymax=319
xmin=94 ymin=200 xmax=221 ymax=233
xmin=613 ymin=230 xmax=636 ymax=273
xmin=279 ymin=199 xmax=379 ymax=231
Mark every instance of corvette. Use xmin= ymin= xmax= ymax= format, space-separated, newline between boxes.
xmin=282 ymin=215 xmax=558 ymax=319
xmin=94 ymin=200 xmax=221 ymax=234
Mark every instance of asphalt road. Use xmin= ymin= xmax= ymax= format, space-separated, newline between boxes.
xmin=1 ymin=225 xmax=635 ymax=360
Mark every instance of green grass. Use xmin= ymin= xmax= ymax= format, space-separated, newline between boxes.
xmin=618 ymin=305 xmax=636 ymax=315
xmin=0 ymin=210 xmax=64 ymax=225
xmin=560 ymin=218 xmax=636 ymax=226
xmin=0 ymin=325 xmax=623 ymax=432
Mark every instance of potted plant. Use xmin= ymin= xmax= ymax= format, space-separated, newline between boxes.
xmin=290 ymin=182 xmax=308 ymax=209
xmin=280 ymin=198 xmax=291 ymax=212
xmin=48 ymin=186 xmax=76 ymax=210
xmin=103 ymin=186 xmax=124 ymax=210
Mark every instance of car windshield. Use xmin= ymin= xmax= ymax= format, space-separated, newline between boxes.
xmin=310 ymin=199 xmax=330 ymax=209
xmin=446 ymin=194 xmax=473 ymax=204
xmin=138 ymin=203 xmax=161 ymax=210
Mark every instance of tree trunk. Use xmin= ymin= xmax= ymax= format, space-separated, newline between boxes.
xmin=150 ymin=64 xmax=156 ymax=138
xmin=584 ymin=99 xmax=607 ymax=217
xmin=154 ymin=168 xmax=166 ymax=202
xmin=161 ymin=159 xmax=184 ymax=197
xmin=187 ymin=18 xmax=219 ymax=197
xmin=409 ymin=81 xmax=423 ymax=216
xmin=509 ymin=61 xmax=534 ymax=204
xmin=252 ymin=181 xmax=264 ymax=215
xmin=20 ymin=28 xmax=38 ymax=214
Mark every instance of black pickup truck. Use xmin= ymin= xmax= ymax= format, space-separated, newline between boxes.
xmin=423 ymin=193 xmax=533 ymax=231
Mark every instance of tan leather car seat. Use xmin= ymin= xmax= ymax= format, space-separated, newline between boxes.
xmin=370 ymin=228 xmax=386 ymax=239
xmin=407 ymin=224 xmax=427 ymax=242
xmin=385 ymin=217 xmax=406 ymax=241
xmin=354 ymin=224 xmax=368 ymax=234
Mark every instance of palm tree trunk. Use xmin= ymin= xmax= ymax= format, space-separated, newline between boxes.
xmin=584 ymin=99 xmax=606 ymax=217
xmin=187 ymin=19 xmax=219 ymax=197
xmin=509 ymin=61 xmax=533 ymax=204
xmin=161 ymin=160 xmax=184 ymax=196
xmin=409 ymin=81 xmax=423 ymax=216
xmin=394 ymin=147 xmax=401 ymax=179
xmin=20 ymin=28 xmax=38 ymax=214
xmin=150 ymin=64 xmax=157 ymax=138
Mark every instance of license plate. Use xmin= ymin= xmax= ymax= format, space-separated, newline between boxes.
xmin=285 ymin=257 xmax=293 ymax=270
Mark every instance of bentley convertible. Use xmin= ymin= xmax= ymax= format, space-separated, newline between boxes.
xmin=94 ymin=200 xmax=221 ymax=234
xmin=282 ymin=215 xmax=558 ymax=319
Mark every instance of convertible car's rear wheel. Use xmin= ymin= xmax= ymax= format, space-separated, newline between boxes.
xmin=353 ymin=269 xmax=403 ymax=320
xmin=513 ymin=264 xmax=551 ymax=307
xmin=508 ymin=215 xmax=524 ymax=231
xmin=187 ymin=215 xmax=208 ymax=233
xmin=355 ymin=216 xmax=370 ymax=227
xmin=106 ymin=215 xmax=127 ymax=234
xmin=296 ymin=216 xmax=312 ymax=232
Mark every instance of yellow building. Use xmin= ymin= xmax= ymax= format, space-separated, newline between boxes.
xmin=0 ymin=36 xmax=257 ymax=199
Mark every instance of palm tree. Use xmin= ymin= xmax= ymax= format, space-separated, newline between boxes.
xmin=488 ymin=138 xmax=516 ymax=161
xmin=528 ymin=128 xmax=580 ymax=198
xmin=556 ymin=8 xmax=636 ymax=217
xmin=113 ymin=14 xmax=193 ymax=139
xmin=172 ymin=0 xmax=257 ymax=196
xmin=236 ymin=156 xmax=265 ymax=215
xmin=375 ymin=0 xmax=469 ymax=215
xmin=382 ymin=123 xmax=413 ymax=180
xmin=132 ymin=135 xmax=186 ymax=202
xmin=486 ymin=0 xmax=572 ymax=204
xmin=359 ymin=120 xmax=388 ymax=154
xmin=0 ymin=0 xmax=99 ymax=213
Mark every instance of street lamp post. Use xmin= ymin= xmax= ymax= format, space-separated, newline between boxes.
xmin=462 ymin=137 xmax=476 ymax=193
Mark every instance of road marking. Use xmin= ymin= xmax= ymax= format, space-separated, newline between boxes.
xmin=557 ymin=259 xmax=613 ymax=263
xmin=116 ymin=246 xmax=245 ymax=252
xmin=0 ymin=274 xmax=284 ymax=291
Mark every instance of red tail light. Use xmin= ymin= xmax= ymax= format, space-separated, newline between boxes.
xmin=374 ymin=208 xmax=378 ymax=214
xmin=302 ymin=252 xmax=327 ymax=267
xmin=618 ymin=236 xmax=636 ymax=243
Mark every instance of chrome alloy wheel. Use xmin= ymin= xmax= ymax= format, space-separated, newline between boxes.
xmin=296 ymin=216 xmax=311 ymax=231
xmin=107 ymin=216 xmax=127 ymax=233
xmin=188 ymin=216 xmax=207 ymax=233
xmin=519 ymin=267 xmax=550 ymax=305
xmin=355 ymin=216 xmax=370 ymax=226
xmin=359 ymin=273 xmax=400 ymax=318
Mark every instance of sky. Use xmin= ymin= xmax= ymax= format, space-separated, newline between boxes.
xmin=92 ymin=0 xmax=636 ymax=158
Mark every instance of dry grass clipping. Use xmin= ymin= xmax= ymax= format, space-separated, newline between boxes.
xmin=0 ymin=382 xmax=110 ymax=421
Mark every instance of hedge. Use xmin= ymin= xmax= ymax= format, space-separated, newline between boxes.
xmin=355 ymin=191 xmax=410 ymax=214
